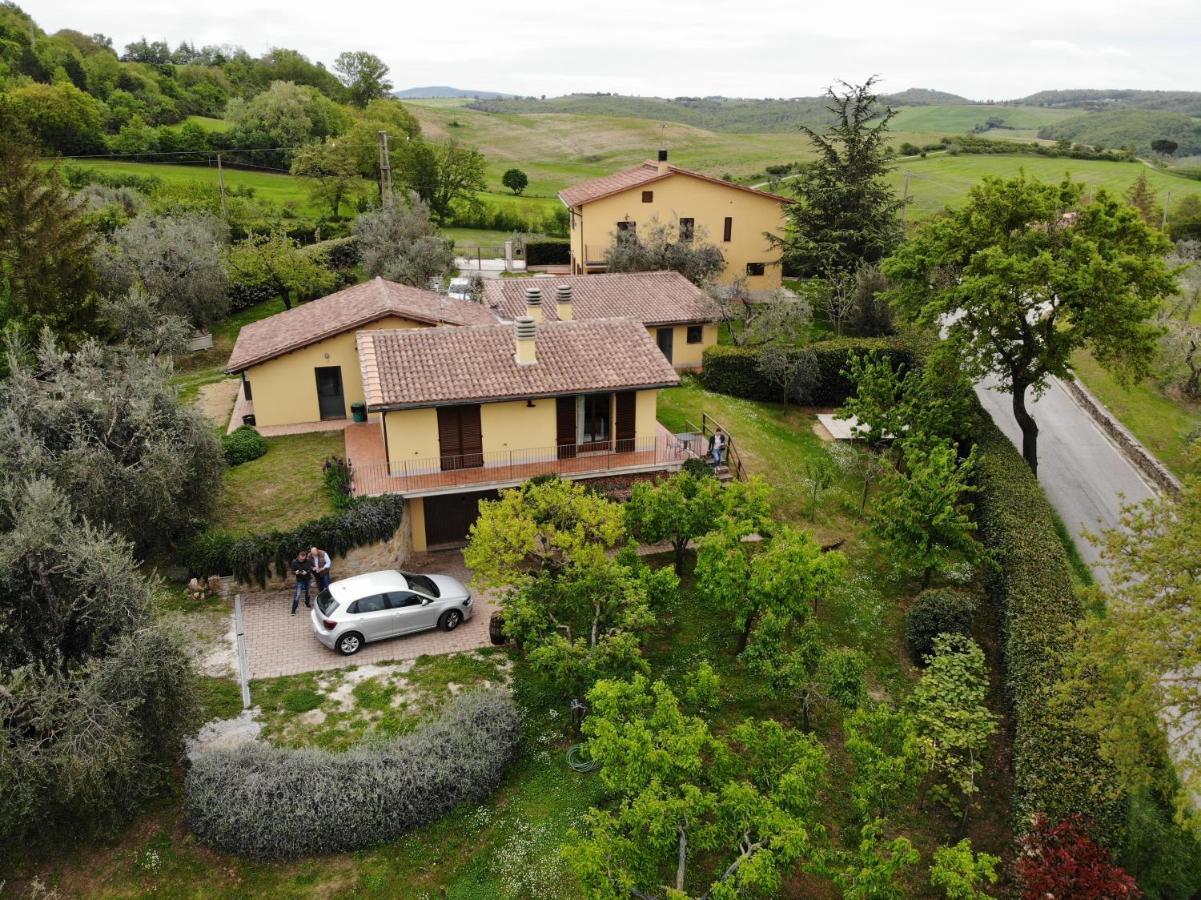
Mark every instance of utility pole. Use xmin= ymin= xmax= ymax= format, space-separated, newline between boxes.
xmin=900 ymin=172 xmax=912 ymax=224
xmin=378 ymin=131 xmax=393 ymax=208
xmin=217 ymin=153 xmax=228 ymax=220
xmin=1162 ymin=190 xmax=1172 ymax=232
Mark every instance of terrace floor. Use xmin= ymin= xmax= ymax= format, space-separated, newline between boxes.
xmin=345 ymin=421 xmax=691 ymax=497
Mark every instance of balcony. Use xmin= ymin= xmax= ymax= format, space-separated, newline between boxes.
xmin=345 ymin=423 xmax=692 ymax=498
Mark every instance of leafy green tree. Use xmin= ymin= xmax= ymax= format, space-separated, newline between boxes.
xmin=333 ymin=51 xmax=392 ymax=107
xmin=568 ymin=674 xmax=829 ymax=899
xmin=501 ymin=167 xmax=528 ymax=195
xmin=290 ymin=138 xmax=364 ymax=218
xmin=95 ymin=212 xmax=229 ymax=329
xmin=0 ymin=334 xmax=224 ymax=550
xmin=0 ymin=478 xmax=195 ymax=843
xmin=225 ymin=231 xmax=337 ymax=310
xmin=871 ymin=440 xmax=982 ymax=587
xmin=697 ymin=522 xmax=843 ymax=653
xmin=838 ymin=352 xmax=907 ymax=446
xmin=757 ymin=344 xmax=819 ymax=405
xmin=625 ymin=472 xmax=769 ymax=574
xmin=225 ymin=80 xmax=350 ymax=167
xmin=833 ymin=820 xmax=919 ymax=900
xmin=775 ymin=78 xmax=904 ymax=278
xmin=802 ymin=454 xmax=835 ymax=522
xmin=828 ymin=439 xmax=888 ymax=518
xmin=353 ymin=195 xmax=455 ymax=287
xmin=7 ymin=80 xmax=107 ymax=153
xmin=843 ymin=703 xmax=927 ymax=821
xmin=1061 ymin=474 xmax=1201 ymax=832
xmin=884 ymin=173 xmax=1174 ymax=474
xmin=929 ymin=840 xmax=1000 ymax=899
xmin=465 ymin=478 xmax=673 ymax=697
xmin=910 ymin=634 xmax=998 ymax=810
xmin=0 ymin=105 xmax=99 ymax=341
xmin=396 ymin=139 xmax=487 ymax=224
xmin=98 ymin=286 xmax=192 ymax=356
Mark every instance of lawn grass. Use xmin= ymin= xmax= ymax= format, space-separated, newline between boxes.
xmin=1071 ymin=349 xmax=1201 ymax=478
xmin=214 ymin=431 xmax=344 ymax=534
xmin=441 ymin=226 xmax=550 ymax=249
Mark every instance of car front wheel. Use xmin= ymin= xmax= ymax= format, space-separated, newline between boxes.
xmin=336 ymin=632 xmax=363 ymax=655
xmin=439 ymin=610 xmax=463 ymax=632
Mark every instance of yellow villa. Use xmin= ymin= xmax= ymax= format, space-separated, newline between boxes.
xmin=225 ymin=277 xmax=496 ymax=428
xmin=351 ymin=317 xmax=686 ymax=549
xmin=481 ymin=271 xmax=718 ymax=369
xmin=559 ymin=150 xmax=790 ymax=291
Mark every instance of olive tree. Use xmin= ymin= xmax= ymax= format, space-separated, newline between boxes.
xmin=0 ymin=333 xmax=224 ymax=550
xmin=353 ymin=194 xmax=455 ymax=287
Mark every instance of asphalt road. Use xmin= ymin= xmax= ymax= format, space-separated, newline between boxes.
xmin=974 ymin=375 xmax=1158 ymax=587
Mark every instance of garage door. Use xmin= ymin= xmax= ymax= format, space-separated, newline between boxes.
xmin=424 ymin=490 xmax=499 ymax=547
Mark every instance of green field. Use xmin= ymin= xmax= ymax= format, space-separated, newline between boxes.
xmin=887 ymin=154 xmax=1201 ymax=220
xmin=180 ymin=115 xmax=231 ymax=133
xmin=67 ymin=158 xmax=318 ymax=210
xmin=889 ymin=103 xmax=1078 ymax=135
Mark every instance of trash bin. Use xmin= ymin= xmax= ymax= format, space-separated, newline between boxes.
xmin=242 ymin=414 xmax=256 ymax=427
xmin=350 ymin=402 xmax=367 ymax=423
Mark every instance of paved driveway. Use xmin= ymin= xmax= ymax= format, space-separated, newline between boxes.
xmin=240 ymin=550 xmax=499 ymax=679
xmin=974 ymin=375 xmax=1158 ymax=587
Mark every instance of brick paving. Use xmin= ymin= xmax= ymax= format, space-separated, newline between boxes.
xmin=240 ymin=550 xmax=499 ymax=679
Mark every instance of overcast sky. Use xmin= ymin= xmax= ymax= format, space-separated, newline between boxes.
xmin=30 ymin=0 xmax=1201 ymax=100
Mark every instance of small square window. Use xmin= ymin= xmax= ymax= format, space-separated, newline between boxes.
xmin=641 ymin=190 xmax=654 ymax=203
xmin=686 ymin=325 xmax=704 ymax=344
xmin=746 ymin=262 xmax=766 ymax=276
xmin=679 ymin=218 xmax=695 ymax=242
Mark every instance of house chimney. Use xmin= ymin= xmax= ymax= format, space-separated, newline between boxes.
xmin=524 ymin=286 xmax=543 ymax=322
xmin=515 ymin=316 xmax=536 ymax=365
xmin=657 ymin=148 xmax=669 ymax=175
xmin=555 ymin=284 xmax=573 ymax=321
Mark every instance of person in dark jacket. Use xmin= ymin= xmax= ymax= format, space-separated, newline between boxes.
xmin=291 ymin=549 xmax=313 ymax=615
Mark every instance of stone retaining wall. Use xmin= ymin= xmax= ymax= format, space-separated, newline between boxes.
xmin=230 ymin=514 xmax=413 ymax=592
xmin=1060 ymin=377 xmax=1182 ymax=498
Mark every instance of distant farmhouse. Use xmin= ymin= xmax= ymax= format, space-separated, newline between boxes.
xmin=558 ymin=150 xmax=790 ymax=290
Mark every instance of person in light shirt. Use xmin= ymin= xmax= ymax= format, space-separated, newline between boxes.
xmin=310 ymin=546 xmax=332 ymax=593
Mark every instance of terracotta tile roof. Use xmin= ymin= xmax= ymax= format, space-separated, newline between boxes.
xmin=482 ymin=271 xmax=717 ymax=327
xmin=558 ymin=160 xmax=793 ymax=207
xmin=226 ymin=277 xmax=498 ymax=372
xmin=358 ymin=319 xmax=680 ymax=410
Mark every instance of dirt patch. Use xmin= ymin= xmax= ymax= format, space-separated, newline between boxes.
xmin=186 ymin=709 xmax=261 ymax=757
xmin=163 ymin=606 xmax=237 ymax=678
xmin=197 ymin=378 xmax=239 ymax=428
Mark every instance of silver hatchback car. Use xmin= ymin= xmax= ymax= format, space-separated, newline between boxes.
xmin=310 ymin=569 xmax=473 ymax=656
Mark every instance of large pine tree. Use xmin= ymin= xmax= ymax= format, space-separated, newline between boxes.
xmin=777 ymin=78 xmax=904 ymax=278
xmin=0 ymin=100 xmax=99 ymax=341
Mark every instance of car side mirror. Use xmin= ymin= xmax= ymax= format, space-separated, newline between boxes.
xmin=421 ymin=597 xmax=430 ymax=606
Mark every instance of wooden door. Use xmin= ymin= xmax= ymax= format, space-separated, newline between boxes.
xmin=615 ymin=391 xmax=636 ymax=453
xmin=437 ymin=405 xmax=483 ymax=470
xmin=556 ymin=396 xmax=576 ymax=459
xmin=424 ymin=490 xmax=499 ymax=547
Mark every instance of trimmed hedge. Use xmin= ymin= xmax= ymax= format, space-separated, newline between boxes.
xmin=971 ymin=410 xmax=1125 ymax=844
xmin=186 ymin=494 xmax=405 ymax=586
xmin=524 ymin=238 xmax=571 ymax=266
xmin=185 ymin=689 xmax=521 ymax=859
xmin=221 ymin=426 xmax=267 ymax=466
xmin=700 ymin=338 xmax=914 ymax=405
xmin=300 ymin=235 xmax=360 ymax=270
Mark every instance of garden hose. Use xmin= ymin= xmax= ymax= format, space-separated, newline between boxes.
xmin=566 ymin=743 xmax=601 ymax=773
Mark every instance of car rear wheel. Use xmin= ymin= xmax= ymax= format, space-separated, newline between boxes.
xmin=336 ymin=632 xmax=363 ymax=655
xmin=439 ymin=610 xmax=463 ymax=632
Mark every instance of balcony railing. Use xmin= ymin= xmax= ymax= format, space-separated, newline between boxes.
xmin=351 ymin=433 xmax=691 ymax=496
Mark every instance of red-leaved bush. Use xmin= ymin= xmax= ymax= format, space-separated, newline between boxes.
xmin=1016 ymin=814 xmax=1141 ymax=899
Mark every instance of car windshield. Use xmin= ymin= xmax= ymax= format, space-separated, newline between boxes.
xmin=315 ymin=589 xmax=337 ymax=615
xmin=402 ymin=573 xmax=440 ymax=598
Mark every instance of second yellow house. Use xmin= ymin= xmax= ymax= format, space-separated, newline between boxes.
xmin=559 ymin=150 xmax=790 ymax=291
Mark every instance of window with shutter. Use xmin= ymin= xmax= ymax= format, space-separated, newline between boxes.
xmin=556 ymin=396 xmax=577 ymax=459
xmin=437 ymin=405 xmax=483 ymax=470
xmin=615 ymin=391 xmax=636 ymax=453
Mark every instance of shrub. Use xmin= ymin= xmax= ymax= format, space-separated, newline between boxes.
xmin=682 ymin=456 xmax=714 ymax=479
xmin=906 ymin=589 xmax=976 ymax=665
xmin=971 ymin=408 xmax=1125 ymax=845
xmin=321 ymin=455 xmax=354 ymax=509
xmin=299 ymin=235 xmax=360 ymax=270
xmin=700 ymin=338 xmax=914 ymax=405
xmin=185 ymin=689 xmax=521 ymax=859
xmin=221 ymin=426 xmax=267 ymax=466
xmin=185 ymin=494 xmax=406 ymax=586
xmin=1016 ymin=814 xmax=1140 ymax=899
xmin=524 ymin=238 xmax=571 ymax=266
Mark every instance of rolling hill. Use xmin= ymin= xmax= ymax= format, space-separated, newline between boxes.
xmin=393 ymin=86 xmax=517 ymax=99
xmin=1036 ymin=109 xmax=1201 ymax=156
